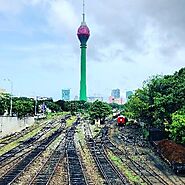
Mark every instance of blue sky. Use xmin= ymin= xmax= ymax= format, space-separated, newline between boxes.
xmin=0 ymin=0 xmax=185 ymax=101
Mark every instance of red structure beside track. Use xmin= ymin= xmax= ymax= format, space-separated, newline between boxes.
xmin=117 ymin=115 xmax=128 ymax=126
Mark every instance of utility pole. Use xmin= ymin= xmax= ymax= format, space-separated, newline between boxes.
xmin=10 ymin=80 xmax=13 ymax=116
xmin=3 ymin=78 xmax=13 ymax=116
xmin=0 ymin=117 xmax=2 ymax=133
xmin=35 ymin=96 xmax=37 ymax=116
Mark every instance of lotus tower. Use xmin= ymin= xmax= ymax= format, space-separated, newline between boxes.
xmin=77 ymin=0 xmax=90 ymax=101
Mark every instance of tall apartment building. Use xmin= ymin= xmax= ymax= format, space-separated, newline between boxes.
xmin=126 ymin=91 xmax=133 ymax=100
xmin=62 ymin=89 xmax=70 ymax=101
xmin=111 ymin=89 xmax=120 ymax=99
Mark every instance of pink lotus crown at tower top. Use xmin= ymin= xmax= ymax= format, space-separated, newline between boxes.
xmin=77 ymin=24 xmax=90 ymax=36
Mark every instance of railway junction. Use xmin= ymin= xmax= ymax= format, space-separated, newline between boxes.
xmin=0 ymin=114 xmax=184 ymax=185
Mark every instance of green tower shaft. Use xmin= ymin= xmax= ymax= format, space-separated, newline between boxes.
xmin=80 ymin=44 xmax=87 ymax=101
xmin=77 ymin=0 xmax=90 ymax=101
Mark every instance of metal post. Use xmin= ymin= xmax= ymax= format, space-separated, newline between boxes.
xmin=35 ymin=96 xmax=37 ymax=115
xmin=3 ymin=78 xmax=13 ymax=116
xmin=0 ymin=117 xmax=2 ymax=133
xmin=10 ymin=81 xmax=13 ymax=117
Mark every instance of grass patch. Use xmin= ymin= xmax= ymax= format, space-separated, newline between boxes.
xmin=0 ymin=126 xmax=42 ymax=156
xmin=0 ymin=114 xmax=64 ymax=156
xmin=124 ymin=169 xmax=144 ymax=184
xmin=142 ymin=128 xmax=149 ymax=139
xmin=66 ymin=116 xmax=76 ymax=128
xmin=89 ymin=124 xmax=102 ymax=138
xmin=19 ymin=126 xmax=42 ymax=142
xmin=107 ymin=150 xmax=146 ymax=185
xmin=109 ymin=152 xmax=123 ymax=168
xmin=46 ymin=112 xmax=69 ymax=119
xmin=44 ymin=125 xmax=60 ymax=138
xmin=131 ymin=155 xmax=139 ymax=161
xmin=76 ymin=127 xmax=85 ymax=145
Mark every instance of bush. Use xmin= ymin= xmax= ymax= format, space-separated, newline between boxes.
xmin=169 ymin=108 xmax=185 ymax=144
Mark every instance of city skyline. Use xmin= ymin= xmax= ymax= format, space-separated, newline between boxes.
xmin=0 ymin=0 xmax=185 ymax=100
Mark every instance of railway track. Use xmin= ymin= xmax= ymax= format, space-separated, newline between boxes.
xmin=117 ymin=125 xmax=185 ymax=184
xmin=0 ymin=148 xmax=33 ymax=178
xmin=0 ymin=123 xmax=65 ymax=180
xmin=0 ymin=127 xmax=63 ymax=184
xmin=86 ymin=121 xmax=171 ymax=184
xmin=0 ymin=120 xmax=58 ymax=148
xmin=87 ymin=137 xmax=129 ymax=185
xmin=103 ymin=124 xmax=185 ymax=185
xmin=29 ymin=133 xmax=66 ymax=185
xmin=0 ymin=126 xmax=36 ymax=148
xmin=106 ymin=125 xmax=170 ymax=184
xmin=0 ymin=120 xmax=61 ymax=165
xmin=105 ymin=137 xmax=171 ymax=185
xmin=66 ymin=125 xmax=87 ymax=185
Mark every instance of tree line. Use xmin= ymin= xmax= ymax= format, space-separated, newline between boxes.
xmin=123 ymin=67 xmax=185 ymax=144
xmin=0 ymin=94 xmax=112 ymax=122
xmin=0 ymin=95 xmax=61 ymax=118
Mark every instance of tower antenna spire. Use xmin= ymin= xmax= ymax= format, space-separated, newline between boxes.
xmin=83 ymin=0 xmax=85 ymax=22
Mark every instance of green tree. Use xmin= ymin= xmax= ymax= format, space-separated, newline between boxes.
xmin=56 ymin=100 xmax=91 ymax=114
xmin=109 ymin=103 xmax=124 ymax=110
xmin=45 ymin=101 xmax=61 ymax=113
xmin=55 ymin=100 xmax=67 ymax=111
xmin=124 ymin=88 xmax=153 ymax=124
xmin=0 ymin=93 xmax=10 ymax=115
xmin=12 ymin=97 xmax=34 ymax=118
xmin=89 ymin=100 xmax=112 ymax=123
xmin=123 ymin=67 xmax=185 ymax=134
xmin=169 ymin=107 xmax=185 ymax=144
xmin=149 ymin=70 xmax=184 ymax=126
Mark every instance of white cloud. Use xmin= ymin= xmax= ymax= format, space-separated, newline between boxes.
xmin=1 ymin=0 xmax=185 ymax=99
xmin=47 ymin=0 xmax=79 ymax=33
xmin=0 ymin=0 xmax=25 ymax=14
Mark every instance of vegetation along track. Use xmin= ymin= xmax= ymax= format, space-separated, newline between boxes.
xmin=0 ymin=126 xmax=63 ymax=185
xmin=106 ymin=137 xmax=171 ymax=185
xmin=0 ymin=127 xmax=32 ymax=148
xmin=66 ymin=124 xmax=87 ymax=185
xmin=0 ymin=120 xmax=60 ymax=165
xmin=29 ymin=133 xmax=66 ymax=185
xmin=87 ymin=137 xmax=129 ymax=185
xmin=0 ymin=118 xmax=60 ymax=148
xmin=118 ymin=125 xmax=185 ymax=184
xmin=103 ymin=125 xmax=183 ymax=185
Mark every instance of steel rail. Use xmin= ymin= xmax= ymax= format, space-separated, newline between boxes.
xmin=0 ymin=127 xmax=63 ymax=184
xmin=87 ymin=139 xmax=129 ymax=185
xmin=29 ymin=136 xmax=66 ymax=185
xmin=0 ymin=122 xmax=60 ymax=165
xmin=0 ymin=116 xmax=68 ymax=165
xmin=105 ymin=129 xmax=172 ymax=185
xmin=66 ymin=125 xmax=87 ymax=185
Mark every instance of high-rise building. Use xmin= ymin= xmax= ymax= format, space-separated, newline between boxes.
xmin=126 ymin=91 xmax=133 ymax=100
xmin=111 ymin=89 xmax=120 ymax=99
xmin=62 ymin=89 xmax=70 ymax=101
xmin=77 ymin=0 xmax=90 ymax=101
